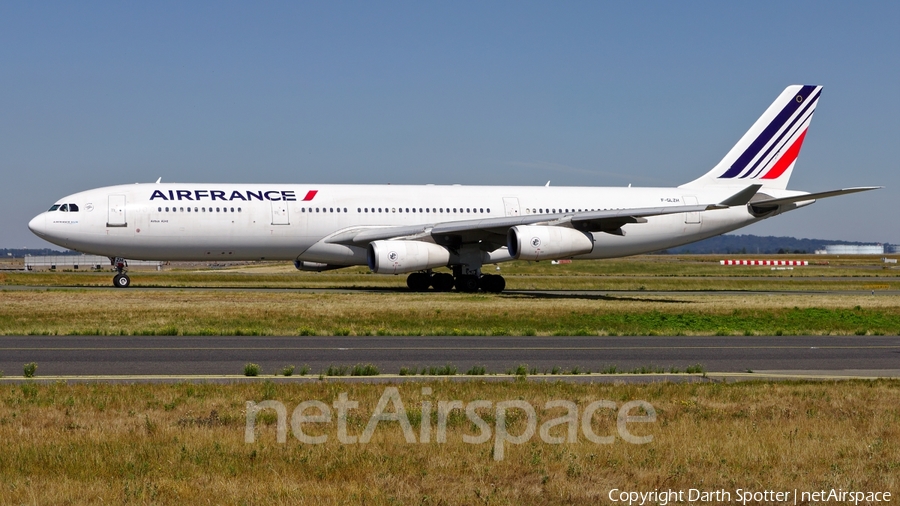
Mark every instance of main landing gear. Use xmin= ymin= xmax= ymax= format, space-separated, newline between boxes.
xmin=111 ymin=257 xmax=131 ymax=288
xmin=406 ymin=271 xmax=506 ymax=293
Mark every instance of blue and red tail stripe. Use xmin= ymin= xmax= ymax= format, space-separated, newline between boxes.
xmin=718 ymin=85 xmax=820 ymax=180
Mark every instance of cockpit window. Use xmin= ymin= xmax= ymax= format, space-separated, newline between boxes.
xmin=48 ymin=204 xmax=60 ymax=211
xmin=68 ymin=204 xmax=79 ymax=212
xmin=59 ymin=204 xmax=69 ymax=212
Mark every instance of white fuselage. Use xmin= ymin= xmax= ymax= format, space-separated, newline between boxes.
xmin=28 ymin=182 xmax=787 ymax=265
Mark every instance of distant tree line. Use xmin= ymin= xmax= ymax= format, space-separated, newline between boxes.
xmin=2 ymin=234 xmax=894 ymax=258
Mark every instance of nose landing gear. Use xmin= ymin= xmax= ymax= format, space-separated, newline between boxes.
xmin=110 ymin=257 xmax=131 ymax=288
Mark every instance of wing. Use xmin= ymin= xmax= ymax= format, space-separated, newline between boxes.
xmin=324 ymin=185 xmax=762 ymax=249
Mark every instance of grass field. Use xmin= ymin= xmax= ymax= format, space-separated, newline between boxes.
xmin=2 ymin=256 xmax=899 ymax=504
xmin=2 ymin=290 xmax=900 ymax=337
xmin=2 ymin=255 xmax=899 ymax=336
xmin=1 ymin=380 xmax=897 ymax=504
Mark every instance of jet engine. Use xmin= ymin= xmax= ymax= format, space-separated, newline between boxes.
xmin=367 ymin=240 xmax=451 ymax=274
xmin=507 ymin=225 xmax=594 ymax=261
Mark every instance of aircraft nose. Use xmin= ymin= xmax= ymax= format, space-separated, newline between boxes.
xmin=28 ymin=213 xmax=47 ymax=237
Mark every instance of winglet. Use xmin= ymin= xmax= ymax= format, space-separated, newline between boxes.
xmin=707 ymin=184 xmax=762 ymax=210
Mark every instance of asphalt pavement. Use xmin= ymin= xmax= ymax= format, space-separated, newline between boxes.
xmin=1 ymin=335 xmax=897 ymax=378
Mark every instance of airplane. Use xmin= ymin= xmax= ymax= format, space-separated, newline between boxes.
xmin=28 ymin=85 xmax=879 ymax=292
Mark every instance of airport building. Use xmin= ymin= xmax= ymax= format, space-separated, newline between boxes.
xmin=814 ymin=244 xmax=885 ymax=255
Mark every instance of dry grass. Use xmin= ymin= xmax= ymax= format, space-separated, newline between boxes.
xmin=1 ymin=380 xmax=898 ymax=504
xmin=1 ymin=290 xmax=900 ymax=336
xmin=3 ymin=255 xmax=900 ymax=335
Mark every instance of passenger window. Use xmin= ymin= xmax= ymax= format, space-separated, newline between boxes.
xmin=230 ymin=207 xmax=234 ymax=212
xmin=238 ymin=208 xmax=241 ymax=212
xmin=158 ymin=207 xmax=162 ymax=212
xmin=180 ymin=207 xmax=184 ymax=212
xmin=216 ymin=207 xmax=220 ymax=212
xmin=165 ymin=207 xmax=170 ymax=212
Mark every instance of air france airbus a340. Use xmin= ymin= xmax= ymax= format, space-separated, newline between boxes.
xmin=29 ymin=85 xmax=878 ymax=292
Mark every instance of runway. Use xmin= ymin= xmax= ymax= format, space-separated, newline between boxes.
xmin=1 ymin=335 xmax=898 ymax=378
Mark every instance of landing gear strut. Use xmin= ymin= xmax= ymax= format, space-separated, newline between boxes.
xmin=111 ymin=257 xmax=130 ymax=288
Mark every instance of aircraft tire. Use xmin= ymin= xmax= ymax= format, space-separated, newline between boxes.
xmin=406 ymin=272 xmax=430 ymax=291
xmin=431 ymin=273 xmax=455 ymax=292
xmin=479 ymin=274 xmax=506 ymax=294
xmin=456 ymin=275 xmax=479 ymax=293
xmin=113 ymin=273 xmax=131 ymax=288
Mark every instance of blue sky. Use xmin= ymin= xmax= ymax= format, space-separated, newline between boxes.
xmin=2 ymin=2 xmax=898 ymax=248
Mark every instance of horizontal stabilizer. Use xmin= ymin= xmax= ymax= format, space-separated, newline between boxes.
xmin=707 ymin=184 xmax=763 ymax=209
xmin=751 ymin=186 xmax=882 ymax=207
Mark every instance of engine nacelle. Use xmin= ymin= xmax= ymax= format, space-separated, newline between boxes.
xmin=367 ymin=240 xmax=451 ymax=274
xmin=507 ymin=225 xmax=594 ymax=261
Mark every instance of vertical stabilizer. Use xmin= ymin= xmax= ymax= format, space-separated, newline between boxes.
xmin=680 ymin=85 xmax=822 ymax=190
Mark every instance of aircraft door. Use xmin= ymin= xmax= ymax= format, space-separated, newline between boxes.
xmin=107 ymin=194 xmax=127 ymax=227
xmin=682 ymin=196 xmax=701 ymax=224
xmin=271 ymin=201 xmax=290 ymax=225
xmin=503 ymin=197 xmax=520 ymax=217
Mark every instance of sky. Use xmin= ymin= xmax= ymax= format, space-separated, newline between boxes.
xmin=2 ymin=2 xmax=898 ymax=248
